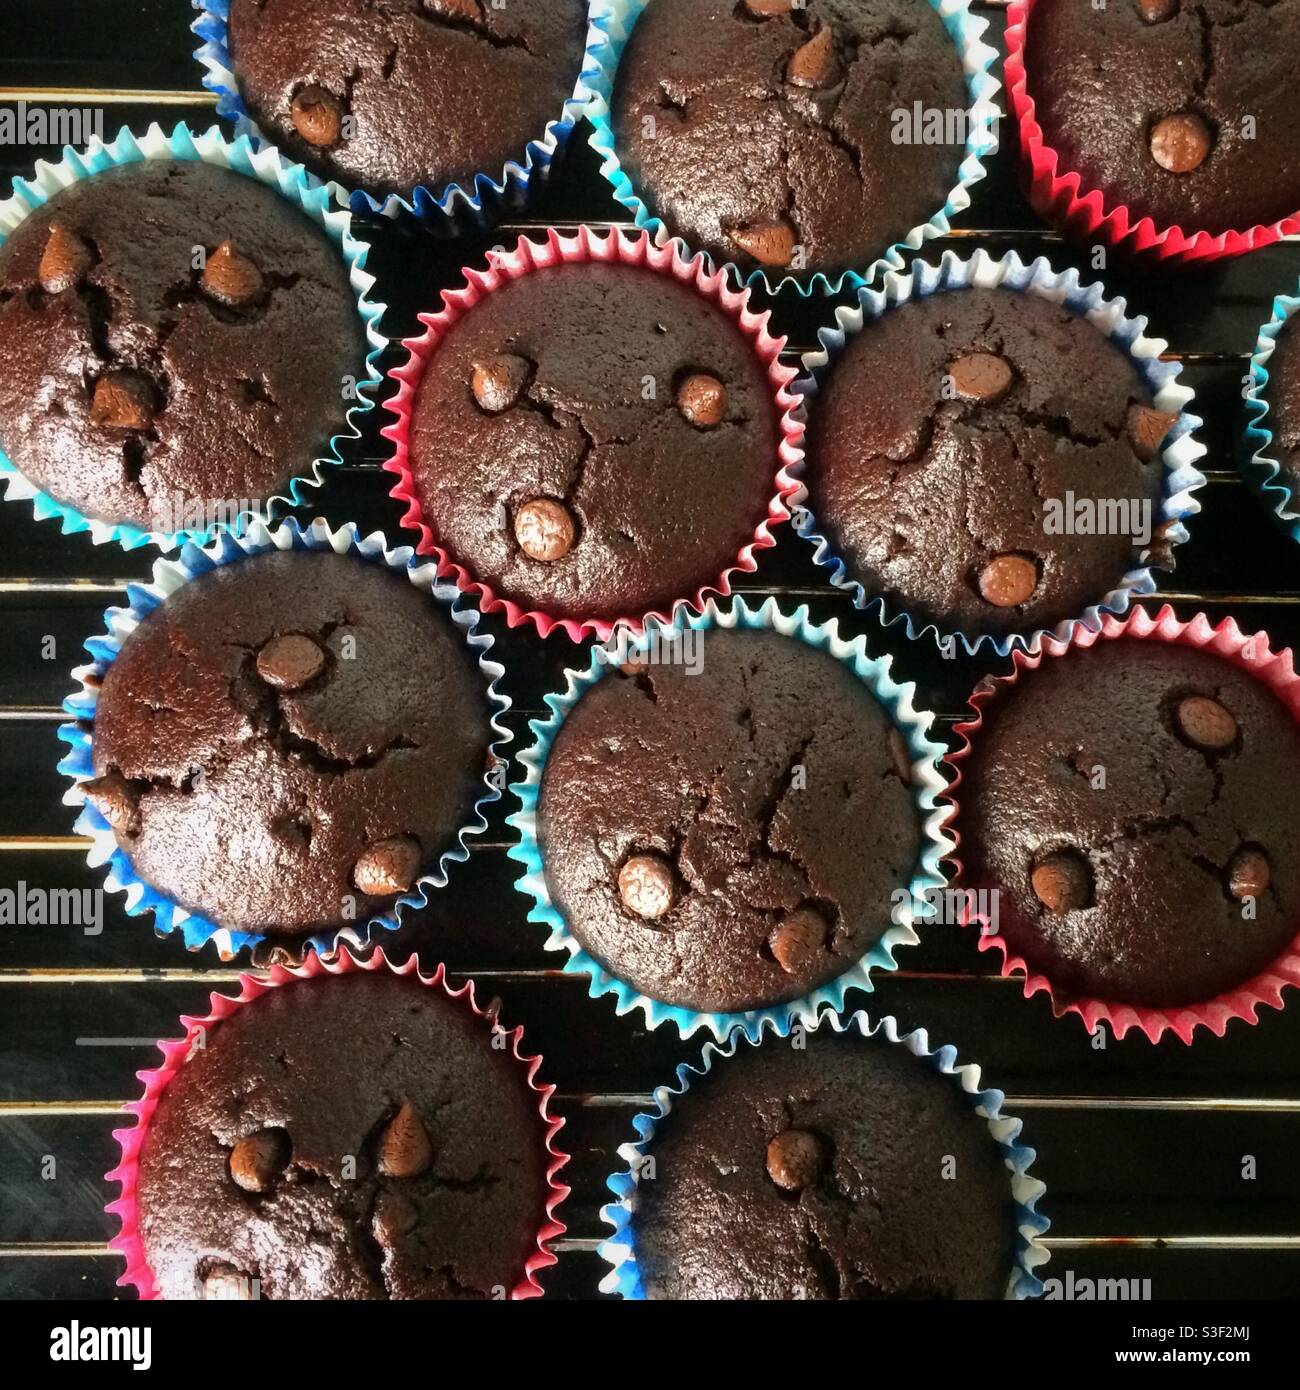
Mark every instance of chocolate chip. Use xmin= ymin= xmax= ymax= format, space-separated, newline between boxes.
xmin=677 ymin=373 xmax=727 ymax=429
xmin=82 ymin=769 xmax=140 ymax=836
xmin=1228 ymin=846 xmax=1270 ymax=901
xmin=787 ymin=26 xmax=840 ymax=89
xmin=291 ymin=84 xmax=344 ymax=148
xmin=726 ymin=219 xmax=796 ymax=267
xmin=229 ymin=1128 xmax=290 ymax=1193
xmin=38 ymin=221 xmax=92 ymax=294
xmin=743 ymin=0 xmax=795 ymax=13
xmin=950 ymin=351 xmax=1015 ymax=405
xmin=424 ymin=0 xmax=483 ymax=19
xmin=617 ymin=852 xmax=675 ymax=919
xmin=1150 ymin=112 xmax=1211 ymax=174
xmin=1174 ymin=695 xmax=1237 ymax=752
xmin=200 ymin=240 xmax=265 ymax=309
xmin=372 ymin=1191 xmax=420 ymax=1245
xmin=1031 ymin=850 xmax=1094 ymax=912
xmin=90 ymin=372 xmax=157 ymax=431
xmin=977 ymin=553 xmax=1038 ymax=608
xmin=471 ymin=353 xmax=531 ymax=412
xmin=1126 ymin=403 xmax=1179 ymax=463
xmin=377 ymin=1100 xmax=433 ymax=1179
xmin=1137 ymin=0 xmax=1178 ymax=19
xmin=201 ymin=1264 xmax=254 ymax=1300
xmin=888 ymin=726 xmax=912 ymax=785
xmin=768 ymin=906 xmax=829 ymax=975
xmin=353 ymin=835 xmax=422 ymax=896
xmin=256 ymin=632 xmax=326 ymax=691
xmin=514 ymin=497 xmax=576 ymax=562
xmin=766 ymin=1128 xmax=823 ymax=1191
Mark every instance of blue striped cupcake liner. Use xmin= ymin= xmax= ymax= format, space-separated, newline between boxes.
xmin=192 ymin=0 xmax=596 ymax=226
xmin=56 ymin=516 xmax=511 ymax=962
xmin=598 ymin=1007 xmax=1051 ymax=1299
xmin=506 ymin=594 xmax=954 ymax=1043
xmin=790 ymin=247 xmax=1209 ymax=658
xmin=1243 ymin=287 xmax=1300 ymax=543
xmin=583 ymin=0 xmax=1001 ymax=298
xmin=0 ymin=121 xmax=386 ymax=553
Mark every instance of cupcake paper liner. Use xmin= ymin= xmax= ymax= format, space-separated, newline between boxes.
xmin=1243 ymin=287 xmax=1300 ymax=542
xmin=506 ymin=594 xmax=954 ymax=1042
xmin=55 ymin=516 xmax=510 ymax=962
xmin=598 ymin=1007 xmax=1050 ymax=1299
xmin=789 ymin=247 xmax=1208 ymax=658
xmin=583 ymin=0 xmax=1001 ymax=298
xmin=106 ymin=946 xmax=570 ymax=1300
xmin=1005 ymin=0 xmax=1300 ymax=265
xmin=192 ymin=0 xmax=595 ymax=226
xmin=0 ymin=120 xmax=386 ymax=552
xmin=382 ymin=225 xmax=805 ymax=643
xmin=946 ymin=603 xmax=1300 ymax=1045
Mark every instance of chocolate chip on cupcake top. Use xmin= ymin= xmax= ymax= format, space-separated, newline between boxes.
xmin=806 ymin=287 xmax=1176 ymax=639
xmin=136 ymin=972 xmax=552 ymax=1299
xmin=960 ymin=639 xmax=1300 ymax=1009
xmin=611 ymin=0 xmax=970 ymax=276
xmin=631 ymin=1030 xmax=1016 ymax=1299
xmin=1257 ymin=310 xmax=1300 ymax=507
xmin=406 ymin=263 xmax=779 ymax=622
xmin=538 ymin=627 xmax=922 ymax=1014
xmin=226 ymin=0 xmax=587 ymax=198
xmin=82 ymin=551 xmax=489 ymax=939
xmin=0 ymin=161 xmax=363 ymax=534
xmin=1025 ymin=0 xmax=1300 ymax=235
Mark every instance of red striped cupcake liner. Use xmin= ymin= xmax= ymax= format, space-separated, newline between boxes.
xmin=106 ymin=947 xmax=569 ymax=1299
xmin=945 ymin=603 xmax=1300 ymax=1044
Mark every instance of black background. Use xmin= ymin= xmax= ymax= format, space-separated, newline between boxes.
xmin=1 ymin=0 xmax=1299 ymax=1303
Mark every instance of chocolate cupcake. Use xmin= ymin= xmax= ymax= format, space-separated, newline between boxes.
xmin=958 ymin=637 xmax=1300 ymax=1010
xmin=132 ymin=969 xmax=558 ymax=1300
xmin=534 ymin=625 xmax=923 ymax=1016
xmin=612 ymin=1024 xmax=1024 ymax=1299
xmin=0 ymin=157 xmax=365 ymax=538
xmin=609 ymin=0 xmax=973 ymax=278
xmin=80 ymin=547 xmax=491 ymax=945
xmin=1245 ymin=300 xmax=1300 ymax=529
xmin=803 ymin=278 xmax=1197 ymax=645
xmin=222 ymin=0 xmax=588 ymax=202
xmin=1022 ymin=0 xmax=1300 ymax=238
xmin=390 ymin=242 xmax=794 ymax=631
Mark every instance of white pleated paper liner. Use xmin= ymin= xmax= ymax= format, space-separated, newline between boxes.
xmin=1243 ymin=288 xmax=1300 ymax=544
xmin=789 ymin=248 xmax=1209 ymax=658
xmin=56 ymin=517 xmax=511 ymax=962
xmin=192 ymin=0 xmax=596 ymax=226
xmin=506 ymin=595 xmax=954 ymax=1043
xmin=0 ymin=121 xmax=387 ymax=553
xmin=583 ymin=0 xmax=1001 ymax=298
xmin=598 ymin=1008 xmax=1051 ymax=1300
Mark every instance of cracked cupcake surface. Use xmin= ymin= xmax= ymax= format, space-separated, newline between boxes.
xmin=1025 ymin=0 xmax=1300 ymax=235
xmin=405 ymin=263 xmax=779 ymax=621
xmin=135 ymin=972 xmax=552 ymax=1299
xmin=83 ymin=550 xmax=489 ymax=938
xmin=0 ymin=160 xmax=362 ymax=533
xmin=806 ymin=287 xmax=1173 ymax=638
xmin=537 ymin=627 xmax=922 ymax=1014
xmin=960 ymin=639 xmax=1300 ymax=1009
xmin=629 ymin=1030 xmax=1015 ymax=1299
xmin=226 ymin=0 xmax=587 ymax=197
xmin=611 ymin=0 xmax=969 ymax=276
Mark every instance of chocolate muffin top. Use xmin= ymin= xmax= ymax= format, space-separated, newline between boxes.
xmin=136 ymin=972 xmax=553 ymax=1299
xmin=0 ymin=160 xmax=363 ymax=533
xmin=1025 ymin=0 xmax=1300 ymax=236
xmin=538 ymin=627 xmax=922 ymax=1014
xmin=226 ymin=0 xmax=587 ymax=198
xmin=630 ymin=1030 xmax=1016 ymax=1299
xmin=807 ymin=287 xmax=1175 ymax=639
xmin=405 ymin=262 xmax=780 ymax=623
xmin=1258 ymin=309 xmax=1300 ymax=507
xmin=84 ymin=550 xmax=489 ymax=939
xmin=611 ymin=0 xmax=970 ymax=277
xmin=960 ymin=639 xmax=1300 ymax=1009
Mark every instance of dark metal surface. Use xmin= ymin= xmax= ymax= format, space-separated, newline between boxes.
xmin=1 ymin=0 xmax=1299 ymax=1302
